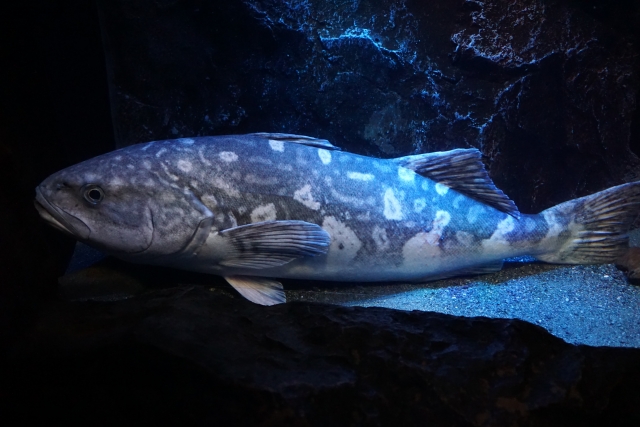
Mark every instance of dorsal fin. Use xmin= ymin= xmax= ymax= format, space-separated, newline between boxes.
xmin=393 ymin=149 xmax=520 ymax=218
xmin=249 ymin=132 xmax=341 ymax=150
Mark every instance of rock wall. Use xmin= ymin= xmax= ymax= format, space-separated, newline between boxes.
xmin=99 ymin=0 xmax=640 ymax=212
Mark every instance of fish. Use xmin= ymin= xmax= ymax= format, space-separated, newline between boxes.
xmin=35 ymin=132 xmax=640 ymax=305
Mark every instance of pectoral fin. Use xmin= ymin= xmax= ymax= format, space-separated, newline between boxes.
xmin=225 ymin=275 xmax=286 ymax=305
xmin=219 ymin=220 xmax=331 ymax=269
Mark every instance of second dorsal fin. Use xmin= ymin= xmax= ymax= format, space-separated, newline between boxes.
xmin=249 ymin=132 xmax=341 ymax=151
xmin=393 ymin=148 xmax=520 ymax=218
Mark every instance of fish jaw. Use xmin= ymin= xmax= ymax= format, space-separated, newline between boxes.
xmin=34 ymin=185 xmax=90 ymax=240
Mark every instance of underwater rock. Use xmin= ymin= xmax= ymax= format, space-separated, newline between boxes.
xmin=98 ymin=0 xmax=640 ymax=212
xmin=3 ymin=286 xmax=640 ymax=425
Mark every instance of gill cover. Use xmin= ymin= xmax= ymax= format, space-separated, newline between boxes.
xmin=34 ymin=150 xmax=215 ymax=259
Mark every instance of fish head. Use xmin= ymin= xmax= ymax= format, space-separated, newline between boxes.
xmin=34 ymin=148 xmax=211 ymax=259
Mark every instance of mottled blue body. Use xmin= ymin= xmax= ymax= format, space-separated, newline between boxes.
xmin=36 ymin=132 xmax=640 ymax=304
xmin=127 ymin=135 xmax=550 ymax=281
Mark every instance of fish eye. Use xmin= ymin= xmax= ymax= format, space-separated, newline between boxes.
xmin=82 ymin=185 xmax=104 ymax=205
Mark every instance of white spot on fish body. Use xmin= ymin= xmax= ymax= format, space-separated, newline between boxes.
xmin=453 ymin=196 xmax=464 ymax=209
xmin=495 ymin=216 xmax=515 ymax=236
xmin=177 ymin=159 xmax=193 ymax=173
xmin=180 ymin=138 xmax=195 ymax=145
xmin=456 ymin=231 xmax=474 ymax=247
xmin=356 ymin=212 xmax=371 ymax=221
xmin=141 ymin=142 xmax=154 ymax=151
xmin=542 ymin=211 xmax=562 ymax=237
xmin=433 ymin=210 xmax=451 ymax=229
xmin=228 ymin=212 xmax=238 ymax=228
xmin=421 ymin=180 xmax=429 ymax=191
xmin=161 ymin=163 xmax=179 ymax=181
xmin=467 ymin=205 xmax=485 ymax=223
xmin=198 ymin=148 xmax=212 ymax=166
xmin=249 ymin=156 xmax=273 ymax=166
xmin=318 ymin=149 xmax=331 ymax=165
xmin=372 ymin=226 xmax=390 ymax=251
xmin=114 ymin=156 xmax=123 ymax=161
xmin=269 ymin=140 xmax=284 ymax=152
xmin=212 ymin=178 xmax=240 ymax=197
xmin=347 ymin=171 xmax=375 ymax=181
xmin=294 ymin=184 xmax=321 ymax=210
xmin=435 ymin=183 xmax=449 ymax=196
xmin=245 ymin=174 xmax=278 ymax=185
xmin=539 ymin=210 xmax=564 ymax=250
xmin=277 ymin=164 xmax=294 ymax=172
xmin=401 ymin=210 xmax=452 ymax=268
xmin=414 ymin=198 xmax=426 ymax=213
xmin=110 ymin=177 xmax=124 ymax=187
xmin=156 ymin=148 xmax=167 ymax=158
xmin=398 ymin=167 xmax=415 ymax=182
xmin=425 ymin=211 xmax=452 ymax=245
xmin=127 ymin=164 xmax=135 ymax=170
xmin=525 ymin=218 xmax=536 ymax=232
xmin=482 ymin=216 xmax=516 ymax=250
xmin=322 ymin=216 xmax=362 ymax=266
xmin=402 ymin=232 xmax=441 ymax=268
xmin=219 ymin=151 xmax=238 ymax=162
xmin=383 ymin=188 xmax=403 ymax=220
xmin=201 ymin=194 xmax=218 ymax=207
xmin=250 ymin=203 xmax=277 ymax=222
xmin=329 ymin=186 xmax=367 ymax=207
xmin=143 ymin=160 xmax=152 ymax=169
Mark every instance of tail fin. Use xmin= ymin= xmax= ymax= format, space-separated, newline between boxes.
xmin=536 ymin=181 xmax=640 ymax=264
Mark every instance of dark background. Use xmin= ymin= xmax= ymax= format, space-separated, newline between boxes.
xmin=1 ymin=0 xmax=113 ymax=347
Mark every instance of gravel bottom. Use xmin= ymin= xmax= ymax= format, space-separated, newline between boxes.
xmin=287 ymin=259 xmax=640 ymax=348
xmin=66 ymin=239 xmax=640 ymax=348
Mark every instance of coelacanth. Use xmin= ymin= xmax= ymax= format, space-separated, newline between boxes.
xmin=35 ymin=133 xmax=640 ymax=305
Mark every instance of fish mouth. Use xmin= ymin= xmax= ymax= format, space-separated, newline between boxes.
xmin=35 ymin=186 xmax=91 ymax=240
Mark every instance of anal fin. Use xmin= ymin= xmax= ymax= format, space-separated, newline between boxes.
xmin=225 ymin=275 xmax=286 ymax=306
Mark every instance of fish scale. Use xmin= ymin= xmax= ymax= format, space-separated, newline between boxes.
xmin=35 ymin=133 xmax=640 ymax=305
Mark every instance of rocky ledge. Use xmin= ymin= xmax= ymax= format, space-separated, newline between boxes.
xmin=3 ymin=286 xmax=639 ymax=426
